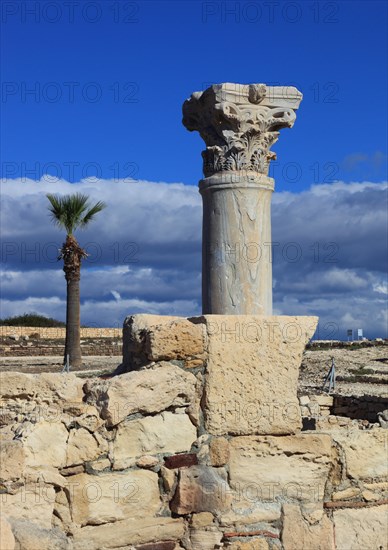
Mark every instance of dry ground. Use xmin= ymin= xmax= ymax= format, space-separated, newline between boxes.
xmin=1 ymin=344 xmax=387 ymax=397
xmin=300 ymin=345 xmax=388 ymax=396
xmin=0 ymin=355 xmax=120 ymax=377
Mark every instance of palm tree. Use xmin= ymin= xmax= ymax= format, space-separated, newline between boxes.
xmin=46 ymin=193 xmax=106 ymax=368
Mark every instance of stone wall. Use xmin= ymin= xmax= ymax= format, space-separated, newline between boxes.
xmin=332 ymin=395 xmax=388 ymax=423
xmin=0 ymin=326 xmax=123 ymax=358
xmin=0 ymin=327 xmax=122 ymax=339
xmin=0 ymin=339 xmax=122 ymax=358
xmin=1 ymin=315 xmax=387 ymax=550
xmin=299 ymin=394 xmax=388 ymax=426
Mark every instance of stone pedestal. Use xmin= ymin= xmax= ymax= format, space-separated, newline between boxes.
xmin=183 ymin=83 xmax=303 ymax=314
xmin=122 ymin=313 xmax=318 ymax=435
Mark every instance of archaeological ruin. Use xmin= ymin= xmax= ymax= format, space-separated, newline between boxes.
xmin=0 ymin=83 xmax=386 ymax=550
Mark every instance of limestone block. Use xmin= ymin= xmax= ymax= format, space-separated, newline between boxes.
xmin=331 ymin=428 xmax=388 ymax=479
xmin=136 ymin=543 xmax=177 ymax=550
xmin=69 ymin=470 xmax=160 ymax=526
xmin=84 ymin=362 xmax=196 ymax=426
xmin=219 ymin=503 xmax=281 ymax=528
xmin=0 ymin=372 xmax=84 ymax=407
xmin=281 ymin=504 xmax=334 ymax=550
xmin=113 ymin=412 xmax=197 ymax=464
xmin=136 ymin=455 xmax=159 ymax=468
xmin=89 ymin=458 xmax=111 ymax=472
xmin=0 ymin=515 xmax=15 ymax=550
xmin=332 ymin=487 xmax=361 ymax=501
xmin=72 ymin=406 xmax=104 ymax=432
xmin=60 ymin=464 xmax=84 ymax=476
xmin=229 ymin=434 xmax=333 ymax=504
xmin=9 ymin=518 xmax=71 ymax=550
xmin=299 ymin=396 xmax=310 ymax=406
xmin=0 ymin=441 xmax=25 ymax=481
xmin=39 ymin=372 xmax=85 ymax=406
xmin=145 ymin=318 xmax=205 ymax=362
xmin=209 ymin=437 xmax=230 ymax=466
xmin=0 ymin=372 xmax=36 ymax=400
xmin=136 ymin=540 xmax=177 ymax=550
xmin=23 ymin=420 xmax=69 ymax=469
xmin=363 ymin=481 xmax=388 ymax=492
xmin=333 ymin=505 xmax=388 ymax=550
xmin=300 ymin=406 xmax=311 ymax=417
xmin=191 ymin=512 xmax=215 ymax=528
xmin=66 ymin=428 xmax=102 ymax=466
xmin=199 ymin=315 xmax=318 ymax=435
xmin=362 ymin=489 xmax=381 ymax=501
xmin=224 ymin=540 xmax=269 ymax=550
xmin=310 ymin=394 xmax=334 ymax=407
xmin=72 ymin=516 xmax=185 ymax=549
xmin=1 ymin=485 xmax=56 ymax=528
xmin=122 ymin=314 xmax=181 ymax=366
xmin=170 ymin=465 xmax=231 ymax=515
xmin=186 ymin=372 xmax=204 ymax=427
xmin=190 ymin=527 xmax=223 ymax=549
xmin=24 ymin=465 xmax=67 ymax=489
xmin=53 ymin=488 xmax=73 ymax=533
xmin=160 ymin=466 xmax=177 ymax=494
xmin=0 ymin=408 xmax=17 ymax=430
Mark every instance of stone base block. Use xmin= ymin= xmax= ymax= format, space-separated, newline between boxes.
xmin=199 ymin=315 xmax=318 ymax=435
xmin=122 ymin=314 xmax=206 ymax=369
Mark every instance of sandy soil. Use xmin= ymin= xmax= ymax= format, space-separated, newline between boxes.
xmin=1 ymin=347 xmax=387 ymax=396
xmin=300 ymin=346 xmax=388 ymax=396
xmin=0 ymin=355 xmax=121 ymax=377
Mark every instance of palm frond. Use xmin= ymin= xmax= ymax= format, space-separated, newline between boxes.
xmin=46 ymin=193 xmax=106 ymax=235
xmin=80 ymin=200 xmax=107 ymax=227
xmin=46 ymin=193 xmax=67 ymax=230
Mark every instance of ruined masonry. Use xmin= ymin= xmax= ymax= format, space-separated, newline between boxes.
xmin=0 ymin=84 xmax=387 ymax=550
xmin=1 ymin=315 xmax=387 ymax=549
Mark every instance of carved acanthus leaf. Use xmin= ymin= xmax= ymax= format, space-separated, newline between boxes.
xmin=183 ymin=83 xmax=302 ymax=177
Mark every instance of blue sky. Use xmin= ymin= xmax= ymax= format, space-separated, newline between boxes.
xmin=1 ymin=0 xmax=387 ymax=338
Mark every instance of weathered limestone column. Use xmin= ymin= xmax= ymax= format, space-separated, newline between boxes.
xmin=183 ymin=83 xmax=302 ymax=314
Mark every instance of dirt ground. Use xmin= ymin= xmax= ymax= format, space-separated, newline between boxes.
xmin=1 ymin=346 xmax=387 ymax=396
xmin=0 ymin=355 xmax=121 ymax=377
xmin=300 ymin=345 xmax=388 ymax=396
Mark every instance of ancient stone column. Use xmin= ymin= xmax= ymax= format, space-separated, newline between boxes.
xmin=183 ymin=83 xmax=302 ymax=315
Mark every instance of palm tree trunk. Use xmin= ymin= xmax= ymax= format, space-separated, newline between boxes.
xmin=62 ymin=235 xmax=84 ymax=368
xmin=64 ymin=273 xmax=82 ymax=368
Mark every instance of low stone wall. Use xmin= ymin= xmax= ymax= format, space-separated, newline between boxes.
xmin=332 ymin=394 xmax=388 ymax=422
xmin=299 ymin=394 xmax=388 ymax=425
xmin=0 ymin=340 xmax=122 ymax=358
xmin=1 ymin=315 xmax=387 ymax=550
xmin=0 ymin=326 xmax=122 ymax=339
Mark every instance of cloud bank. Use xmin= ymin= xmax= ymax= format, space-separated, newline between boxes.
xmin=1 ymin=177 xmax=387 ymax=339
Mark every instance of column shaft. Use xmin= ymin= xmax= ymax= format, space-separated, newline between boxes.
xmin=201 ymin=173 xmax=274 ymax=315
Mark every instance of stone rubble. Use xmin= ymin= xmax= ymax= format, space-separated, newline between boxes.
xmin=0 ymin=314 xmax=387 ymax=549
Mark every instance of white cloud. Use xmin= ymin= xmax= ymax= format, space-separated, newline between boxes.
xmin=1 ymin=177 xmax=387 ymax=338
xmin=373 ymin=282 xmax=388 ymax=295
xmin=110 ymin=290 xmax=121 ymax=301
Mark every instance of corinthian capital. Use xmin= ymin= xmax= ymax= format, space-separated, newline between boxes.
xmin=182 ymin=83 xmax=302 ymax=177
